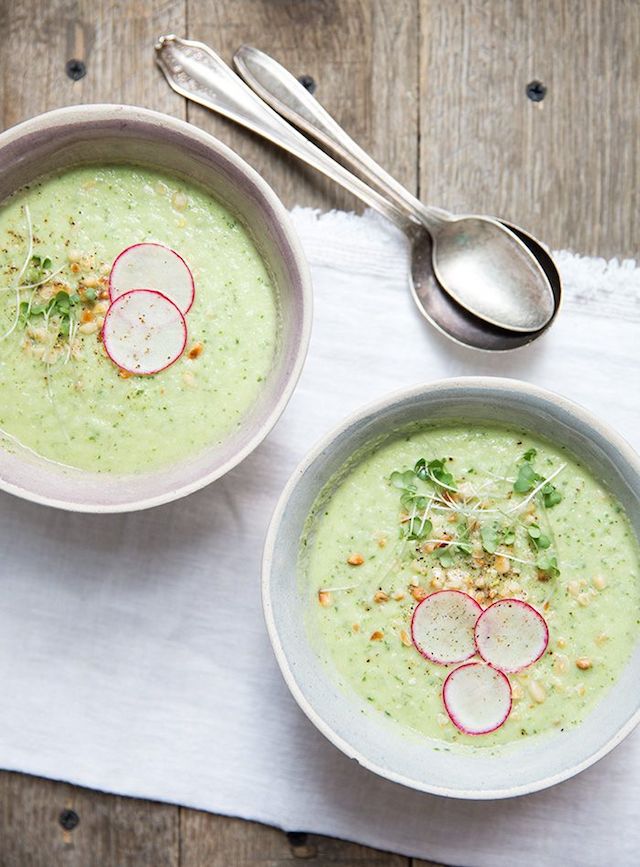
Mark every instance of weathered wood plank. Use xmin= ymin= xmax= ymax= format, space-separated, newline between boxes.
xmin=180 ymin=810 xmax=412 ymax=866
xmin=0 ymin=771 xmax=179 ymax=867
xmin=0 ymin=0 xmax=187 ymax=131
xmin=419 ymin=0 xmax=639 ymax=258
xmin=185 ymin=0 xmax=420 ymax=211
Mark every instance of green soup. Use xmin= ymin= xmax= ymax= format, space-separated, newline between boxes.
xmin=0 ymin=165 xmax=279 ymax=473
xmin=302 ymin=424 xmax=640 ymax=748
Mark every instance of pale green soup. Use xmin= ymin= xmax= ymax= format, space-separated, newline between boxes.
xmin=0 ymin=166 xmax=279 ymax=473
xmin=302 ymin=424 xmax=640 ymax=748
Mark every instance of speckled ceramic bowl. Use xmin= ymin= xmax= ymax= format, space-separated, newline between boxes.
xmin=0 ymin=105 xmax=311 ymax=511
xmin=263 ymin=377 xmax=640 ymax=798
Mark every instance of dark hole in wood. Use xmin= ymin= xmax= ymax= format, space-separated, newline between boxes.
xmin=298 ymin=74 xmax=317 ymax=95
xmin=59 ymin=808 xmax=80 ymax=831
xmin=526 ymin=80 xmax=546 ymax=102
xmin=287 ymin=831 xmax=308 ymax=847
xmin=66 ymin=59 xmax=87 ymax=81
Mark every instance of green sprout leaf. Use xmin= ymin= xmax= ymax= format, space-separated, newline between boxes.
xmin=537 ymin=552 xmax=560 ymax=578
xmin=415 ymin=457 xmax=456 ymax=490
xmin=514 ymin=462 xmax=542 ymax=493
xmin=481 ymin=523 xmax=500 ymax=554
xmin=542 ymin=483 xmax=562 ymax=508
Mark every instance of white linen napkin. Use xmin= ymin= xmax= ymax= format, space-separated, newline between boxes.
xmin=0 ymin=207 xmax=638 ymax=867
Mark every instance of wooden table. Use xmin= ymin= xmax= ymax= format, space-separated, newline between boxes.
xmin=0 ymin=1 xmax=637 ymax=864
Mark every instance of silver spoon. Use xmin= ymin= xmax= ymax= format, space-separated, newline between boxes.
xmin=155 ymin=35 xmax=559 ymax=351
xmin=233 ymin=45 xmax=562 ymax=334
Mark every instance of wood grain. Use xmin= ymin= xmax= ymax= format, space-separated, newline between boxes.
xmin=0 ymin=771 xmax=179 ymax=867
xmin=419 ymin=0 xmax=639 ymax=257
xmin=0 ymin=0 xmax=638 ymax=864
xmin=180 ymin=811 xmax=415 ymax=866
xmin=0 ymin=0 xmax=186 ymax=130
xmin=185 ymin=0 xmax=420 ymax=212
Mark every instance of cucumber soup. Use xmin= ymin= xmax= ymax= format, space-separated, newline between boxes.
xmin=0 ymin=165 xmax=279 ymax=473
xmin=302 ymin=424 xmax=640 ymax=748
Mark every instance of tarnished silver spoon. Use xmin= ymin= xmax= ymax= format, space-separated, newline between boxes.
xmin=155 ymin=35 xmax=560 ymax=351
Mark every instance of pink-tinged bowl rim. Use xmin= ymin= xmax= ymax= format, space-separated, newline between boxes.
xmin=0 ymin=104 xmax=312 ymax=512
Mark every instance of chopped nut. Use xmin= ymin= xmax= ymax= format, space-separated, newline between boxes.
xmin=118 ymin=368 xmax=133 ymax=379
xmin=182 ymin=371 xmax=197 ymax=388
xmin=78 ymin=321 xmax=97 ymax=335
xmin=172 ymin=190 xmax=188 ymax=211
xmin=556 ymin=636 xmax=567 ymax=649
xmin=577 ymin=593 xmax=590 ymax=607
xmin=528 ymin=680 xmax=546 ymax=703
xmin=567 ymin=581 xmax=579 ymax=597
xmin=347 ymin=554 xmax=364 ymax=566
xmin=373 ymin=591 xmax=389 ymax=603
xmin=93 ymin=300 xmax=109 ymax=315
xmin=409 ymin=576 xmax=420 ymax=587
xmin=80 ymin=309 xmax=94 ymax=324
xmin=370 ymin=630 xmax=384 ymax=641
xmin=188 ymin=342 xmax=203 ymax=359
xmin=576 ymin=657 xmax=592 ymax=670
xmin=592 ymin=575 xmax=607 ymax=590
xmin=399 ymin=629 xmax=412 ymax=647
xmin=594 ymin=632 xmax=609 ymax=646
xmin=553 ymin=653 xmax=568 ymax=674
xmin=68 ymin=249 xmax=81 ymax=263
xmin=392 ymin=591 xmax=405 ymax=601
xmin=430 ymin=576 xmax=443 ymax=590
xmin=318 ymin=590 xmax=332 ymax=607
xmin=494 ymin=554 xmax=510 ymax=574
xmin=70 ymin=262 xmax=81 ymax=274
xmin=422 ymin=542 xmax=436 ymax=554
xmin=511 ymin=683 xmax=524 ymax=700
xmin=352 ymin=623 xmax=360 ymax=633
xmin=83 ymin=275 xmax=99 ymax=288
xmin=376 ymin=536 xmax=387 ymax=549
xmin=411 ymin=586 xmax=428 ymax=601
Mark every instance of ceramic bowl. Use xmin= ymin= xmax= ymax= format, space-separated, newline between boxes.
xmin=263 ymin=377 xmax=640 ymax=798
xmin=0 ymin=105 xmax=311 ymax=511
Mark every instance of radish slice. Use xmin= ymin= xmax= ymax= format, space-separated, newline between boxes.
xmin=110 ymin=243 xmax=195 ymax=313
xmin=102 ymin=289 xmax=187 ymax=375
xmin=443 ymin=662 xmax=512 ymax=735
xmin=411 ymin=590 xmax=482 ymax=665
xmin=474 ymin=598 xmax=549 ymax=673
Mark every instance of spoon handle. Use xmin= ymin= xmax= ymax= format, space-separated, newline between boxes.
xmin=154 ymin=35 xmax=415 ymax=232
xmin=232 ymin=45 xmax=448 ymax=231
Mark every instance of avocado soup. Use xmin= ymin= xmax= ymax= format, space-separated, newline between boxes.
xmin=302 ymin=423 xmax=640 ymax=748
xmin=0 ymin=165 xmax=279 ymax=473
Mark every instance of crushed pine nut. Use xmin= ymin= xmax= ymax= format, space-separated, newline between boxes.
xmin=392 ymin=591 xmax=405 ymax=601
xmin=377 ymin=536 xmax=387 ymax=548
xmin=188 ymin=342 xmax=204 ymax=360
xmin=352 ymin=623 xmax=360 ymax=633
xmin=370 ymin=630 xmax=384 ymax=641
xmin=373 ymin=591 xmax=389 ymax=603
xmin=576 ymin=683 xmax=586 ymax=697
xmin=576 ymin=657 xmax=592 ymax=670
xmin=494 ymin=555 xmax=510 ymax=574
xmin=172 ymin=190 xmax=188 ymax=211
xmin=556 ymin=637 xmax=567 ymax=648
xmin=553 ymin=653 xmax=568 ymax=674
xmin=592 ymin=575 xmax=607 ymax=590
xmin=80 ymin=309 xmax=94 ymax=323
xmin=528 ymin=680 xmax=546 ymax=703
xmin=78 ymin=321 xmax=97 ymax=335
xmin=83 ymin=275 xmax=99 ymax=288
xmin=70 ymin=262 xmax=81 ymax=274
xmin=399 ymin=629 xmax=412 ymax=647
xmin=118 ymin=368 xmax=133 ymax=379
xmin=409 ymin=576 xmax=420 ymax=587
xmin=347 ymin=554 xmax=364 ymax=566
xmin=594 ymin=632 xmax=609 ymax=646
xmin=182 ymin=371 xmax=197 ymax=388
xmin=577 ymin=593 xmax=590 ymax=607
xmin=411 ymin=586 xmax=427 ymax=601
xmin=511 ymin=683 xmax=524 ymax=700
xmin=318 ymin=590 xmax=332 ymax=607
xmin=68 ymin=249 xmax=81 ymax=263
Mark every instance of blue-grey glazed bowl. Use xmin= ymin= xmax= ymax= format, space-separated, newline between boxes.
xmin=263 ymin=377 xmax=640 ymax=798
xmin=0 ymin=105 xmax=312 ymax=511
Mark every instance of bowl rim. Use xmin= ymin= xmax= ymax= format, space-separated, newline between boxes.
xmin=262 ymin=376 xmax=640 ymax=799
xmin=0 ymin=104 xmax=313 ymax=512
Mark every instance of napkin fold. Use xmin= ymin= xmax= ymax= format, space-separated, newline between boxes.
xmin=0 ymin=207 xmax=638 ymax=867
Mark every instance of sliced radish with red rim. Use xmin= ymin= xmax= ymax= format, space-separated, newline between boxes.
xmin=102 ymin=289 xmax=187 ymax=375
xmin=110 ymin=243 xmax=195 ymax=314
xmin=411 ymin=590 xmax=482 ymax=665
xmin=443 ymin=662 xmax=512 ymax=735
xmin=474 ymin=598 xmax=549 ymax=673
